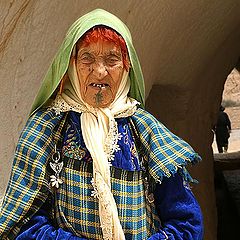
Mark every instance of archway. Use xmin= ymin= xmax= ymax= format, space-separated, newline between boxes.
xmin=0 ymin=1 xmax=240 ymax=239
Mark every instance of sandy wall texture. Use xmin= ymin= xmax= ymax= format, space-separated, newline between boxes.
xmin=1 ymin=1 xmax=240 ymax=239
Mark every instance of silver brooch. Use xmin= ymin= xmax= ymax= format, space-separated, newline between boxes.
xmin=49 ymin=144 xmax=63 ymax=188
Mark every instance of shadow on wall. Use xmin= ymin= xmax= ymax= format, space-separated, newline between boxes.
xmin=214 ymin=152 xmax=240 ymax=239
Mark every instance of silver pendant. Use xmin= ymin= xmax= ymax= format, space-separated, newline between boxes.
xmin=49 ymin=144 xmax=63 ymax=189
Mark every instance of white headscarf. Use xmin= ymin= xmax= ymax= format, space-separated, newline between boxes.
xmin=51 ymin=47 xmax=139 ymax=239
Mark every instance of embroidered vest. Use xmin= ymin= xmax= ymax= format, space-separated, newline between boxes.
xmin=53 ymin=158 xmax=160 ymax=239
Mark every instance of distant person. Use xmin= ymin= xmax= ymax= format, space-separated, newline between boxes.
xmin=215 ymin=105 xmax=231 ymax=153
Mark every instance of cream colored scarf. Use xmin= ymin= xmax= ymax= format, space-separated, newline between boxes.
xmin=51 ymin=53 xmax=139 ymax=239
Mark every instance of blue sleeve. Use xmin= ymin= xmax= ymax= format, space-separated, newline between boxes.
xmin=16 ymin=206 xmax=87 ymax=240
xmin=148 ymin=173 xmax=204 ymax=240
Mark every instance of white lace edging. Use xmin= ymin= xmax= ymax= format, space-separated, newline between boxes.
xmin=91 ymin=173 xmax=113 ymax=239
xmin=48 ymin=94 xmax=88 ymax=114
xmin=104 ymin=118 xmax=122 ymax=162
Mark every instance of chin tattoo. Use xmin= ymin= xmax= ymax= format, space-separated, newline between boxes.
xmin=95 ymin=89 xmax=103 ymax=106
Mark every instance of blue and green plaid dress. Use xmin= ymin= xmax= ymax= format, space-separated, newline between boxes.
xmin=0 ymin=108 xmax=203 ymax=240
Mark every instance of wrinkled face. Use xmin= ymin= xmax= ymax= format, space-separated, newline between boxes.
xmin=76 ymin=40 xmax=124 ymax=108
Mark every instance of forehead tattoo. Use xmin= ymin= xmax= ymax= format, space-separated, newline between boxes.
xmin=78 ymin=44 xmax=122 ymax=56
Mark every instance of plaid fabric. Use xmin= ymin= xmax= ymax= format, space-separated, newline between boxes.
xmin=0 ymin=109 xmax=66 ymax=240
xmin=0 ymin=107 xmax=200 ymax=239
xmin=131 ymin=108 xmax=201 ymax=183
xmin=55 ymin=159 xmax=160 ymax=239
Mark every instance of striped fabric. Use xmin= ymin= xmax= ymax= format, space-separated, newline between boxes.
xmin=0 ymin=108 xmax=200 ymax=239
xmin=55 ymin=159 xmax=160 ymax=239
xmin=132 ymin=108 xmax=201 ymax=183
xmin=0 ymin=109 xmax=66 ymax=240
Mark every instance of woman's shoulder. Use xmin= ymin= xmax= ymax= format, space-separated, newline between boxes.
xmin=18 ymin=108 xmax=67 ymax=144
xmin=132 ymin=107 xmax=159 ymax=125
xmin=27 ymin=108 xmax=66 ymax=129
xmin=29 ymin=108 xmax=63 ymax=121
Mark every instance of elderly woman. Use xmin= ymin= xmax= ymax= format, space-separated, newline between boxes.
xmin=0 ymin=9 xmax=203 ymax=240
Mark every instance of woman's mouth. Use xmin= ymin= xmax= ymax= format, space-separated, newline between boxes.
xmin=89 ymin=83 xmax=110 ymax=89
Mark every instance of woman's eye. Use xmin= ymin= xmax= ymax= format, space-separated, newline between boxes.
xmin=106 ymin=56 xmax=120 ymax=65
xmin=79 ymin=54 xmax=94 ymax=63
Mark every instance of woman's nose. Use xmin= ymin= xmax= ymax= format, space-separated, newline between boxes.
xmin=92 ymin=62 xmax=108 ymax=79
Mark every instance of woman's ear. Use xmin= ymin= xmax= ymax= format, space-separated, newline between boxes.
xmin=125 ymin=55 xmax=131 ymax=72
xmin=59 ymin=73 xmax=68 ymax=94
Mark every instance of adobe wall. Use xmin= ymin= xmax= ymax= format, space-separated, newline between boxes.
xmin=1 ymin=1 xmax=240 ymax=239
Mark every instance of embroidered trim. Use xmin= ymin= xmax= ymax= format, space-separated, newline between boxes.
xmin=62 ymin=141 xmax=86 ymax=160
xmin=91 ymin=173 xmax=113 ymax=239
xmin=90 ymin=178 xmax=99 ymax=198
xmin=49 ymin=95 xmax=89 ymax=115
xmin=104 ymin=118 xmax=122 ymax=162
xmin=49 ymin=95 xmax=137 ymax=165
xmin=114 ymin=98 xmax=139 ymax=118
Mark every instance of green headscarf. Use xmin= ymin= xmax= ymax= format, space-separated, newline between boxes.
xmin=30 ymin=8 xmax=145 ymax=115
